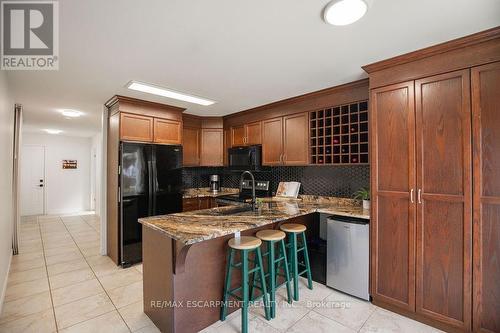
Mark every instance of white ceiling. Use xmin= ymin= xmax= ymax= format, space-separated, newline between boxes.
xmin=7 ymin=0 xmax=500 ymax=137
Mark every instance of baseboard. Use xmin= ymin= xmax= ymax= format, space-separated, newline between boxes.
xmin=0 ymin=251 xmax=13 ymax=315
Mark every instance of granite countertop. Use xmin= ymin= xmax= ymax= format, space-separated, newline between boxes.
xmin=182 ymin=188 xmax=239 ymax=199
xmin=139 ymin=196 xmax=370 ymax=245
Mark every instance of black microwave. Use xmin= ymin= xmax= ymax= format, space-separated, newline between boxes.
xmin=228 ymin=145 xmax=262 ymax=170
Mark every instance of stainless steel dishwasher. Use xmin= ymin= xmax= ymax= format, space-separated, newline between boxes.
xmin=326 ymin=215 xmax=369 ymax=300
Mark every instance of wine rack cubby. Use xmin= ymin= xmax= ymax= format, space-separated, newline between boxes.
xmin=310 ymin=100 xmax=368 ymax=165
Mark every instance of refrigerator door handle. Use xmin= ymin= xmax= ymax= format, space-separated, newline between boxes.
xmin=147 ymin=160 xmax=153 ymax=216
xmin=152 ymin=160 xmax=158 ymax=215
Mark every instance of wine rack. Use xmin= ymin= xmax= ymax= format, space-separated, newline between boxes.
xmin=310 ymin=100 xmax=368 ymax=165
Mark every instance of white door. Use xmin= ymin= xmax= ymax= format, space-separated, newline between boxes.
xmin=21 ymin=145 xmax=45 ymax=216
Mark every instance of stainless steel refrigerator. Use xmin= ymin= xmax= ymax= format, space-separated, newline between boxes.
xmin=120 ymin=143 xmax=183 ymax=267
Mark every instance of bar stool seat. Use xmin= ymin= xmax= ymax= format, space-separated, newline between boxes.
xmin=280 ymin=223 xmax=306 ymax=233
xmin=228 ymin=236 xmax=262 ymax=250
xmin=255 ymin=230 xmax=286 ymax=241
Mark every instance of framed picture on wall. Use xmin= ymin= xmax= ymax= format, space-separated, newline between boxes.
xmin=62 ymin=160 xmax=77 ymax=169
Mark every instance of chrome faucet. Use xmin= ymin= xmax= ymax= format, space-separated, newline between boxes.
xmin=240 ymin=170 xmax=256 ymax=209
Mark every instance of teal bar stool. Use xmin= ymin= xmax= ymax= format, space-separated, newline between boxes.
xmin=221 ymin=236 xmax=270 ymax=333
xmin=254 ymin=229 xmax=292 ymax=318
xmin=280 ymin=224 xmax=313 ymax=301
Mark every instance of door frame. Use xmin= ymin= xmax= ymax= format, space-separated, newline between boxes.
xmin=21 ymin=144 xmax=47 ymax=216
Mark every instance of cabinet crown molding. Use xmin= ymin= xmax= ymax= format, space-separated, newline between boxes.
xmin=105 ymin=95 xmax=186 ymax=113
xmin=362 ymin=26 xmax=500 ymax=74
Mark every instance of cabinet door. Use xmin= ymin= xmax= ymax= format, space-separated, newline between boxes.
xmin=245 ymin=121 xmax=262 ymax=145
xmin=283 ymin=113 xmax=308 ymax=165
xmin=183 ymin=198 xmax=199 ymax=212
xmin=415 ymin=70 xmax=471 ymax=330
xmin=370 ymin=82 xmax=416 ymax=312
xmin=223 ymin=129 xmax=231 ymax=166
xmin=231 ymin=125 xmax=245 ymax=147
xmin=200 ymin=129 xmax=223 ymax=166
xmin=120 ymin=113 xmax=153 ymax=142
xmin=262 ymin=117 xmax=283 ymax=166
xmin=153 ymin=118 xmax=182 ymax=144
xmin=472 ymin=62 xmax=500 ymax=333
xmin=183 ymin=127 xmax=200 ymax=166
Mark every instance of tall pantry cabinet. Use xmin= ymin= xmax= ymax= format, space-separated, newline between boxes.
xmin=364 ymin=27 xmax=500 ymax=333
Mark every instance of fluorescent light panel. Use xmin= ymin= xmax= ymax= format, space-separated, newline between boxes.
xmin=61 ymin=109 xmax=83 ymax=118
xmin=126 ymin=81 xmax=216 ymax=106
xmin=44 ymin=129 xmax=63 ymax=134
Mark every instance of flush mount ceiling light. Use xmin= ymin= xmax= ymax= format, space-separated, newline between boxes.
xmin=126 ymin=81 xmax=216 ymax=106
xmin=324 ymin=0 xmax=368 ymax=26
xmin=44 ymin=129 xmax=63 ymax=134
xmin=60 ymin=109 xmax=83 ymax=118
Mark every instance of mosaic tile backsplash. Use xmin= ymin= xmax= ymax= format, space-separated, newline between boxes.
xmin=182 ymin=165 xmax=369 ymax=198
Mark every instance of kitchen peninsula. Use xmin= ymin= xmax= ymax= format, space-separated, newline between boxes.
xmin=139 ymin=197 xmax=369 ymax=333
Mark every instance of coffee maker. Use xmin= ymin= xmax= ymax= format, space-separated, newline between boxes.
xmin=209 ymin=175 xmax=220 ymax=193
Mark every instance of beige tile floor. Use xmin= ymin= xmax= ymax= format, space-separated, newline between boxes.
xmin=1 ymin=214 xmax=443 ymax=333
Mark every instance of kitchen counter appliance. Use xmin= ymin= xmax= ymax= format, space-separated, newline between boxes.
xmin=209 ymin=174 xmax=220 ymax=193
xmin=326 ymin=215 xmax=369 ymax=300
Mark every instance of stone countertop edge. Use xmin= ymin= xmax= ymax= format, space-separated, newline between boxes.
xmin=139 ymin=198 xmax=370 ymax=246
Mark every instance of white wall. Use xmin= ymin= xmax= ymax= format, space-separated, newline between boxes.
xmin=0 ymin=71 xmax=13 ymax=312
xmin=22 ymin=133 xmax=92 ymax=215
xmin=91 ymin=133 xmax=102 ymax=217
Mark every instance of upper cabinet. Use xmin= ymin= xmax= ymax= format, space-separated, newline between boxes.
xmin=183 ymin=115 xmax=224 ymax=167
xmin=231 ymin=125 xmax=245 ymax=147
xmin=106 ymin=95 xmax=184 ymax=145
xmin=231 ymin=121 xmax=262 ymax=147
xmin=120 ymin=113 xmax=154 ymax=142
xmin=262 ymin=113 xmax=308 ymax=166
xmin=183 ymin=126 xmax=200 ymax=166
xmin=154 ymin=118 xmax=182 ymax=144
xmin=200 ymin=129 xmax=223 ymax=166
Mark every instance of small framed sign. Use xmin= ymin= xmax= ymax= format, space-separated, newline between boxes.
xmin=62 ymin=160 xmax=77 ymax=169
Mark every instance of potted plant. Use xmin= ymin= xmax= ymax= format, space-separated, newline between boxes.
xmin=354 ymin=187 xmax=370 ymax=210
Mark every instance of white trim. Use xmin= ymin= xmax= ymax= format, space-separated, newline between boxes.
xmin=0 ymin=252 xmax=13 ymax=315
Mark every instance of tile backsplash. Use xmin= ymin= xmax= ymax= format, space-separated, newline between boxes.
xmin=182 ymin=165 xmax=369 ymax=198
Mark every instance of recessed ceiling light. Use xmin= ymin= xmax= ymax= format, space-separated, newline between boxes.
xmin=324 ymin=0 xmax=367 ymax=26
xmin=61 ymin=109 xmax=83 ymax=118
xmin=44 ymin=129 xmax=63 ymax=134
xmin=126 ymin=81 xmax=216 ymax=106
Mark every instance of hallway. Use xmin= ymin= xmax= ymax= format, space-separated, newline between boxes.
xmin=0 ymin=214 xmax=156 ymax=333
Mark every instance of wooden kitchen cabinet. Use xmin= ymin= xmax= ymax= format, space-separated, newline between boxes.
xmin=231 ymin=125 xmax=245 ymax=147
xmin=283 ymin=113 xmax=308 ymax=165
xmin=154 ymin=118 xmax=182 ymax=144
xmin=370 ymin=81 xmax=416 ymax=312
xmin=262 ymin=117 xmax=283 ymax=165
xmin=262 ymin=113 xmax=308 ymax=166
xmin=245 ymin=121 xmax=262 ymax=145
xmin=200 ymin=129 xmax=223 ymax=166
xmin=223 ymin=129 xmax=231 ymax=166
xmin=183 ymin=127 xmax=200 ymax=166
xmin=370 ymin=71 xmax=473 ymax=331
xmin=120 ymin=113 xmax=154 ymax=142
xmin=472 ymin=61 xmax=500 ymax=333
xmin=183 ymin=197 xmax=217 ymax=212
xmin=415 ymin=70 xmax=472 ymax=330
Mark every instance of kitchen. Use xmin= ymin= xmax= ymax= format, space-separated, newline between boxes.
xmin=0 ymin=2 xmax=498 ymax=333
xmin=103 ymin=25 xmax=499 ymax=333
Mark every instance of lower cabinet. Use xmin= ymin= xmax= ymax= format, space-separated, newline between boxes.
xmin=182 ymin=197 xmax=217 ymax=212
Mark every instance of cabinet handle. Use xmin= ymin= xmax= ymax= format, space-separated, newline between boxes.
xmin=418 ymin=189 xmax=422 ymax=204
xmin=410 ymin=189 xmax=414 ymax=203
